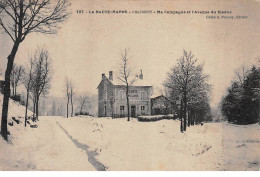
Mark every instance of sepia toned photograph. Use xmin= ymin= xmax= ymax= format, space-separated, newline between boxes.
xmin=0 ymin=0 xmax=259 ymax=174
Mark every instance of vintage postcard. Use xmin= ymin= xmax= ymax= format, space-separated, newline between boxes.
xmin=0 ymin=0 xmax=259 ymax=173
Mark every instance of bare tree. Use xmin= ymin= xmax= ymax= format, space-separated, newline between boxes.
xmin=10 ymin=63 xmax=24 ymax=96
xmin=31 ymin=90 xmax=37 ymax=117
xmin=65 ymin=77 xmax=70 ymax=118
xmin=21 ymin=55 xmax=35 ymax=127
xmin=235 ymin=65 xmax=250 ymax=85
xmin=78 ymin=94 xmax=89 ymax=114
xmin=116 ymin=49 xmax=138 ymax=121
xmin=82 ymin=94 xmax=97 ymax=116
xmin=0 ymin=0 xmax=70 ymax=140
xmin=30 ymin=47 xmax=52 ymax=121
xmin=69 ymin=80 xmax=74 ymax=117
xmin=165 ymin=50 xmax=210 ymax=132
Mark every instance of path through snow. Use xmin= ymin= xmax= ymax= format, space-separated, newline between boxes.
xmin=56 ymin=122 xmax=107 ymax=171
xmin=1 ymin=116 xmax=259 ymax=170
xmin=0 ymin=116 xmax=96 ymax=170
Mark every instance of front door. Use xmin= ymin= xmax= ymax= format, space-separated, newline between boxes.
xmin=131 ymin=105 xmax=136 ymax=117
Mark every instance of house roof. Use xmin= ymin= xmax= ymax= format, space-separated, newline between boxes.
xmin=97 ymin=75 xmax=152 ymax=89
xmin=150 ymin=87 xmax=164 ymax=98
xmin=111 ymin=78 xmax=152 ymax=87
xmin=151 ymin=94 xmax=164 ymax=99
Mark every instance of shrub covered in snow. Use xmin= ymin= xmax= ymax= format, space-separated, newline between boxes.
xmin=75 ymin=111 xmax=94 ymax=117
xmin=138 ymin=114 xmax=175 ymax=122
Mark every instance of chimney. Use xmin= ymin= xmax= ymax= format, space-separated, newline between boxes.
xmin=109 ymin=71 xmax=113 ymax=81
xmin=102 ymin=73 xmax=105 ymax=79
xmin=139 ymin=69 xmax=143 ymax=80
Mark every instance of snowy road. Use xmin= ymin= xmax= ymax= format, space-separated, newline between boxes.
xmin=56 ymin=122 xmax=106 ymax=171
xmin=56 ymin=117 xmax=260 ymax=171
xmin=1 ymin=116 xmax=97 ymax=170
xmin=1 ymin=116 xmax=260 ymax=171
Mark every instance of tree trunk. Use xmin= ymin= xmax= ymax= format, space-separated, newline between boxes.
xmin=80 ymin=104 xmax=83 ymax=114
xmin=25 ymin=88 xmax=30 ymax=127
xmin=180 ymin=98 xmax=183 ymax=133
xmin=33 ymin=98 xmax=36 ymax=117
xmin=14 ymin=85 xmax=17 ymax=96
xmin=188 ymin=109 xmax=191 ymax=127
xmin=193 ymin=111 xmax=195 ymax=125
xmin=190 ymin=109 xmax=194 ymax=126
xmin=67 ymin=97 xmax=69 ymax=118
xmin=1 ymin=41 xmax=20 ymax=140
xmin=183 ymin=91 xmax=187 ymax=131
xmin=70 ymin=96 xmax=73 ymax=117
xmin=194 ymin=111 xmax=197 ymax=125
xmin=36 ymin=96 xmax=39 ymax=121
xmin=126 ymin=84 xmax=130 ymax=121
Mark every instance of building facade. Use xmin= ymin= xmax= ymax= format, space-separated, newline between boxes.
xmin=97 ymin=71 xmax=152 ymax=117
xmin=151 ymin=95 xmax=175 ymax=115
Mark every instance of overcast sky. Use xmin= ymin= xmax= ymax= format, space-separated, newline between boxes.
xmin=0 ymin=0 xmax=259 ymax=108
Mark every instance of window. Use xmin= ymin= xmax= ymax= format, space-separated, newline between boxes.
xmin=119 ymin=90 xmax=126 ymax=100
xmin=141 ymin=106 xmax=145 ymax=115
xmin=120 ymin=106 xmax=125 ymax=117
xmin=141 ymin=91 xmax=147 ymax=100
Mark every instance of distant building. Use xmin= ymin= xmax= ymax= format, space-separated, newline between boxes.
xmin=151 ymin=95 xmax=175 ymax=115
xmin=97 ymin=70 xmax=152 ymax=117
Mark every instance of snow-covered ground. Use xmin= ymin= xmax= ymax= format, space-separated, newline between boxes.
xmin=1 ymin=115 xmax=259 ymax=171
xmin=0 ymin=94 xmax=259 ymax=170
xmin=0 ymin=94 xmax=33 ymax=120
xmin=57 ymin=117 xmax=260 ymax=171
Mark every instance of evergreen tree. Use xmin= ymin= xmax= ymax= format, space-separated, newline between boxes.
xmin=221 ymin=66 xmax=260 ymax=124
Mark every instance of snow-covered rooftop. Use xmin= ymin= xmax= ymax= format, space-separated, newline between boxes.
xmin=151 ymin=93 xmax=164 ymax=99
xmin=151 ymin=87 xmax=164 ymax=98
xmin=111 ymin=77 xmax=152 ymax=87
